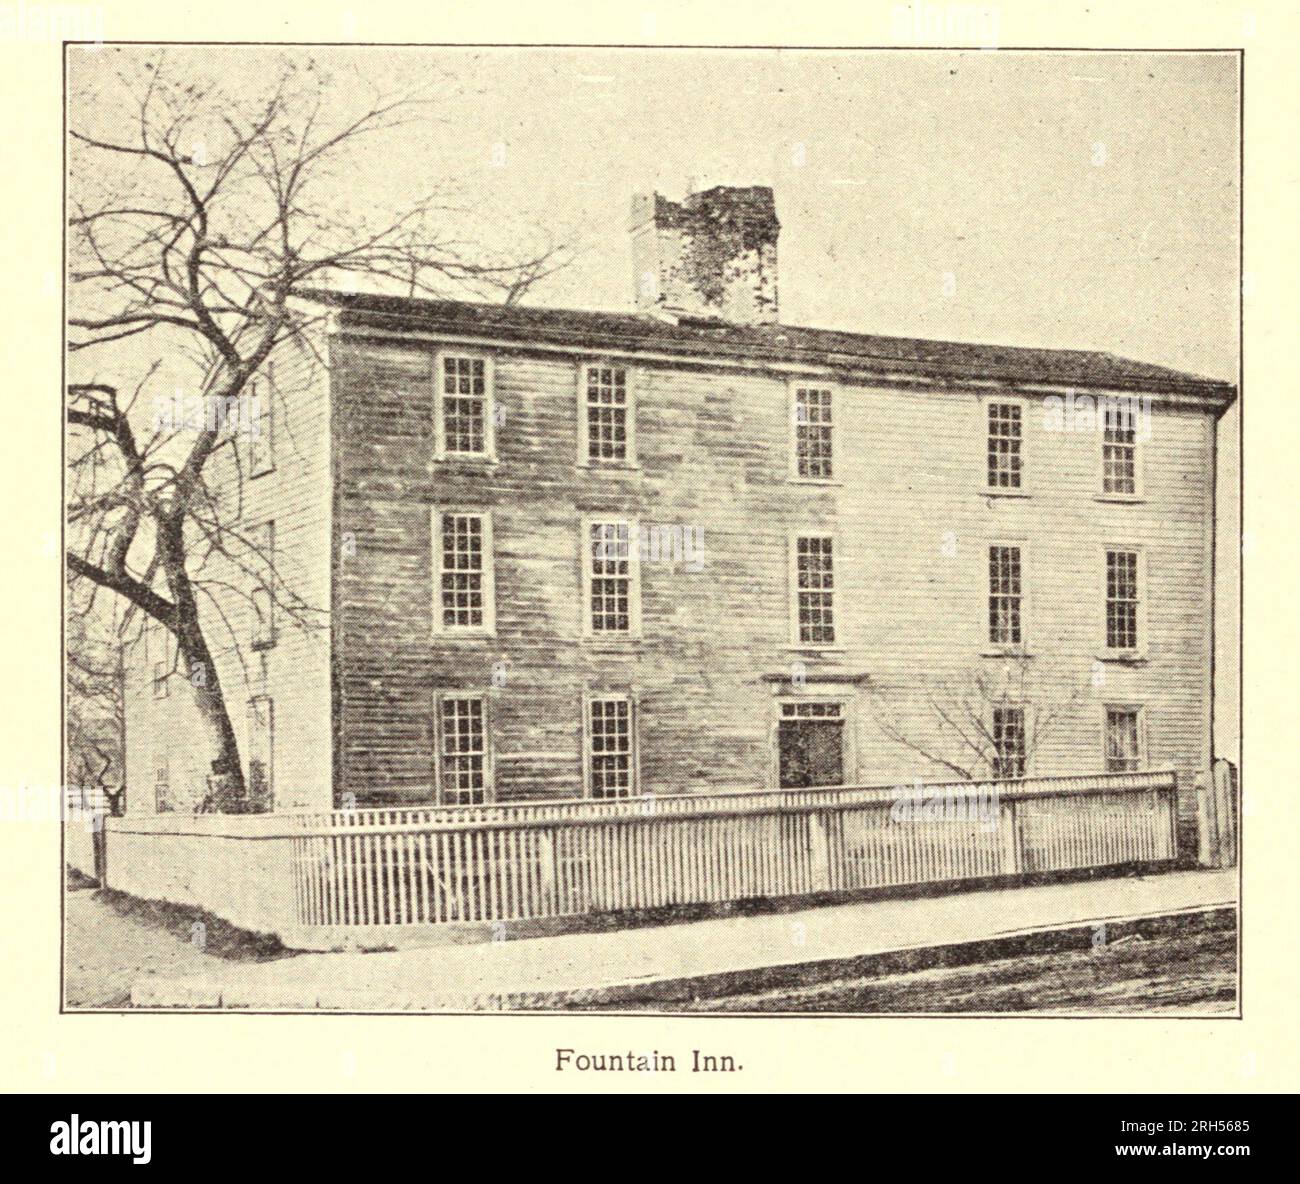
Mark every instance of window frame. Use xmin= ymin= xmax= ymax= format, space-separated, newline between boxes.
xmin=247 ymin=371 xmax=276 ymax=479
xmin=250 ymin=520 xmax=277 ymax=651
xmin=153 ymin=748 xmax=171 ymax=814
xmin=1101 ymin=702 xmax=1147 ymax=774
xmin=1096 ymin=395 xmax=1146 ymax=502
xmin=582 ymin=692 xmax=640 ymax=800
xmin=581 ymin=516 xmax=642 ymax=639
xmin=246 ymin=694 xmax=275 ymax=806
xmin=433 ymin=349 xmax=496 ymax=462
xmin=788 ymin=379 xmax=840 ymax=485
xmin=788 ymin=530 xmax=840 ymax=650
xmin=431 ymin=508 xmax=496 ymax=637
xmin=434 ymin=691 xmax=494 ymax=805
xmin=771 ymin=695 xmax=853 ymax=790
xmin=576 ymin=361 xmax=638 ymax=469
xmin=1099 ymin=544 xmax=1148 ymax=660
xmin=981 ymin=393 xmax=1030 ymax=497
xmin=990 ymin=703 xmax=1028 ymax=780
xmin=984 ymin=539 xmax=1030 ymax=655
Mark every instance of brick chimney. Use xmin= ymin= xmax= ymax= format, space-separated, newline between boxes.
xmin=630 ymin=185 xmax=779 ymax=324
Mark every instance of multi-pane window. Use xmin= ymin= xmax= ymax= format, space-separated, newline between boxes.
xmin=583 ymin=365 xmax=631 ymax=464
xmin=586 ymin=520 xmax=638 ymax=634
xmin=247 ymin=696 xmax=274 ymax=805
xmin=778 ymin=701 xmax=845 ymax=788
xmin=438 ymin=696 xmax=489 ymax=805
xmin=588 ymin=697 xmax=635 ymax=799
xmin=991 ymin=706 xmax=1026 ymax=779
xmin=1105 ymin=707 xmax=1142 ymax=773
xmin=1105 ymin=549 xmax=1140 ymax=651
xmin=251 ymin=521 xmax=276 ymax=649
xmin=436 ymin=511 xmax=493 ymax=631
xmin=794 ymin=535 xmax=835 ymax=645
xmin=153 ymin=750 xmax=171 ymax=814
xmin=248 ymin=377 xmax=274 ymax=477
xmin=988 ymin=545 xmax=1023 ymax=647
xmin=1102 ymin=400 xmax=1138 ymax=495
xmin=987 ymin=402 xmax=1023 ymax=490
xmin=438 ymin=354 xmax=491 ymax=457
xmin=793 ymin=386 xmax=834 ymax=480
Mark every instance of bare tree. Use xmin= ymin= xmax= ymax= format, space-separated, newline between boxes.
xmin=66 ymin=51 xmax=575 ymax=807
xmin=867 ymin=657 xmax=1082 ymax=781
xmin=65 ymin=601 xmax=125 ymax=816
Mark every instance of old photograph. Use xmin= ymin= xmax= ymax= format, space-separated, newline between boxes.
xmin=62 ymin=43 xmax=1240 ymax=1015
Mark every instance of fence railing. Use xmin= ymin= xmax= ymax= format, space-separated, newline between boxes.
xmin=101 ymin=770 xmax=1178 ymax=946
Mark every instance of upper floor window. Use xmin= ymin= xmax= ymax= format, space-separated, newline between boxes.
xmin=584 ymin=519 xmax=640 ymax=636
xmin=1104 ymin=705 xmax=1143 ymax=773
xmin=251 ymin=521 xmax=276 ymax=650
xmin=587 ymin=696 xmax=636 ymax=799
xmin=991 ymin=705 xmax=1026 ymax=779
xmin=437 ymin=694 xmax=490 ymax=805
xmin=986 ymin=401 xmax=1023 ymax=490
xmin=1104 ymin=548 xmax=1144 ymax=654
xmin=433 ymin=510 xmax=495 ymax=634
xmin=580 ymin=364 xmax=634 ymax=465
xmin=435 ymin=352 xmax=494 ymax=459
xmin=1101 ymin=399 xmax=1139 ymax=496
xmin=988 ymin=544 xmax=1023 ymax=648
xmin=791 ymin=384 xmax=835 ymax=481
xmin=792 ymin=534 xmax=836 ymax=646
xmin=247 ymin=375 xmax=275 ymax=478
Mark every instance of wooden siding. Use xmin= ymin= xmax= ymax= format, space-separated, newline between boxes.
xmin=122 ymin=328 xmax=334 ymax=814
xmin=330 ymin=334 xmax=1215 ymax=851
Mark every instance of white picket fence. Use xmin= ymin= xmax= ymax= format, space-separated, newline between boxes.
xmin=100 ymin=770 xmax=1178 ymax=948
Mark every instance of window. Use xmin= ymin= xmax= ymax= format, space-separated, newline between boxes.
xmin=587 ymin=696 xmax=636 ymax=798
xmin=793 ymin=534 xmax=835 ymax=646
xmin=436 ymin=353 xmax=494 ymax=458
xmin=584 ymin=519 xmax=640 ymax=635
xmin=1104 ymin=706 xmax=1143 ymax=773
xmin=778 ymin=701 xmax=845 ymax=788
xmin=248 ymin=376 xmax=274 ymax=477
xmin=792 ymin=385 xmax=835 ymax=480
xmin=251 ymin=521 xmax=276 ymax=649
xmin=580 ymin=364 xmax=633 ymax=465
xmin=1105 ymin=548 xmax=1141 ymax=652
xmin=151 ymin=622 xmax=175 ymax=699
xmin=153 ymin=750 xmax=171 ymax=814
xmin=991 ymin=706 xmax=1026 ymax=779
xmin=986 ymin=401 xmax=1023 ymax=490
xmin=433 ymin=511 xmax=494 ymax=633
xmin=247 ymin=696 xmax=274 ymax=805
xmin=437 ymin=695 xmax=490 ymax=804
xmin=1101 ymin=399 xmax=1139 ymax=496
xmin=988 ymin=544 xmax=1023 ymax=648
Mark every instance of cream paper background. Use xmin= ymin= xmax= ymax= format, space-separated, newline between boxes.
xmin=0 ymin=0 xmax=1292 ymax=1093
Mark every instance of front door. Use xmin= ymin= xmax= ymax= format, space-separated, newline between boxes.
xmin=777 ymin=702 xmax=845 ymax=788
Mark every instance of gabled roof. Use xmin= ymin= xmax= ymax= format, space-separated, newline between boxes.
xmin=303 ymin=288 xmax=1236 ymax=408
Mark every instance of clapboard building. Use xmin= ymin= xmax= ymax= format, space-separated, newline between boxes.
xmin=124 ymin=184 xmax=1235 ymax=855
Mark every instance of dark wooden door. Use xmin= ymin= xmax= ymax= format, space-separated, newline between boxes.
xmin=778 ymin=719 xmax=844 ymax=788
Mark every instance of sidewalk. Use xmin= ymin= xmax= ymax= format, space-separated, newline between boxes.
xmin=130 ymin=868 xmax=1237 ymax=1011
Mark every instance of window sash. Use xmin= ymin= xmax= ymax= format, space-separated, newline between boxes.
xmin=1101 ymin=401 xmax=1138 ymax=495
xmin=587 ymin=696 xmax=635 ymax=799
xmin=438 ymin=695 xmax=490 ymax=805
xmin=988 ymin=544 xmax=1023 ymax=646
xmin=436 ymin=354 xmax=494 ymax=458
xmin=1104 ymin=707 xmax=1142 ymax=773
xmin=991 ymin=706 xmax=1026 ymax=779
xmin=792 ymin=385 xmax=835 ymax=480
xmin=435 ymin=511 xmax=494 ymax=632
xmin=1105 ymin=549 xmax=1141 ymax=651
xmin=986 ymin=402 xmax=1023 ymax=489
xmin=794 ymin=534 xmax=835 ymax=645
xmin=582 ymin=365 xmax=632 ymax=465
xmin=585 ymin=519 xmax=639 ymax=635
